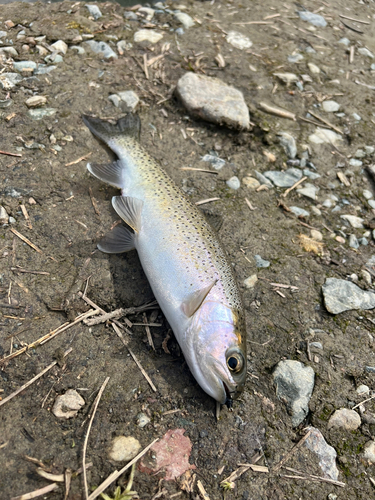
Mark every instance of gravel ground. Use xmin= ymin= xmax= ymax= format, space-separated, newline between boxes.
xmin=1 ymin=0 xmax=375 ymax=499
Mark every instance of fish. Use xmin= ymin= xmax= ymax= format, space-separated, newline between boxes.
xmin=82 ymin=113 xmax=247 ymax=406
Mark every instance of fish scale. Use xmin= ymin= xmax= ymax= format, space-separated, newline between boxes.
xmin=83 ymin=113 xmax=247 ymax=405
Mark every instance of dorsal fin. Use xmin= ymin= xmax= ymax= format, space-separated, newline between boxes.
xmin=181 ymin=281 xmax=217 ymax=318
xmin=112 ymin=196 xmax=143 ymax=233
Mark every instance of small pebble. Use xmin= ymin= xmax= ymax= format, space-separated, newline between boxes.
xmin=288 ymin=53 xmax=304 ymax=63
xmin=273 ymin=72 xmax=298 ymax=84
xmin=348 ymin=234 xmax=359 ymax=249
xmin=117 ymin=90 xmax=140 ymax=112
xmin=0 ymin=206 xmax=9 ymax=224
xmin=349 ymin=158 xmax=362 ymax=167
xmin=362 ymin=441 xmax=375 ymax=464
xmin=243 ymin=274 xmax=258 ymax=289
xmin=52 ymin=389 xmax=85 ymax=419
xmin=174 ymin=12 xmax=194 ymax=29
xmin=290 ymin=206 xmax=309 ymax=217
xmin=311 ymin=229 xmax=323 ymax=241
xmin=363 ymin=189 xmax=373 ymax=200
xmin=327 ymin=408 xmax=361 ymax=431
xmin=242 ymin=176 xmax=260 ymax=189
xmin=108 ymin=436 xmax=141 ymax=462
xmin=25 ymin=95 xmax=47 ymax=108
xmin=278 ymin=132 xmax=297 ymax=159
xmin=254 ymin=255 xmax=270 ymax=268
xmin=85 ymin=4 xmax=102 ymax=20
xmin=352 ymin=113 xmax=361 ymax=121
xmin=137 ymin=412 xmax=151 ymax=428
xmin=138 ymin=7 xmax=155 ymax=21
xmin=360 ymin=270 xmax=372 ymax=286
xmin=339 ymin=37 xmax=350 ymax=46
xmin=358 ymin=47 xmax=374 ymax=59
xmin=340 ymin=215 xmax=364 ymax=229
xmin=356 ymin=384 xmax=370 ymax=395
xmin=322 ymin=100 xmax=340 ymax=112
xmin=308 ymin=62 xmax=321 ymax=74
xmin=298 ymin=10 xmax=327 ymax=27
xmin=50 ymin=40 xmax=68 ymax=55
xmin=311 ymin=206 xmax=322 ymax=216
xmin=296 ymin=183 xmax=318 ymax=200
xmin=226 ymin=31 xmax=252 ymax=50
xmin=226 ymin=176 xmax=240 ymax=190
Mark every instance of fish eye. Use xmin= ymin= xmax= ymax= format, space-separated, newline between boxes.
xmin=226 ymin=353 xmax=244 ymax=373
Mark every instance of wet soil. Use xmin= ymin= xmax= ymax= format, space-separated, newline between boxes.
xmin=1 ymin=0 xmax=375 ymax=499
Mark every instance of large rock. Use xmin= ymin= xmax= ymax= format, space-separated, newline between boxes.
xmin=175 ymin=73 xmax=250 ymax=130
xmin=305 ymin=427 xmax=339 ymax=480
xmin=273 ymin=360 xmax=315 ymax=427
xmin=322 ymin=278 xmax=375 ymax=314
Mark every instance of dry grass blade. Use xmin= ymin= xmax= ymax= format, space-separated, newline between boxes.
xmin=10 ymin=483 xmax=59 ymax=500
xmin=281 ymin=466 xmax=345 ymax=487
xmin=339 ymin=13 xmax=370 ymax=24
xmin=88 ymin=438 xmax=159 ymax=500
xmin=259 ymin=102 xmax=296 ymax=121
xmin=307 ymin=110 xmax=343 ymax=135
xmin=180 ymin=167 xmax=218 ymax=175
xmin=0 ymin=348 xmax=72 ymax=408
xmin=143 ymin=312 xmax=155 ymax=351
xmin=197 ymin=480 xmax=211 ymax=500
xmin=195 ymin=197 xmax=220 ymax=206
xmin=83 ymin=377 xmax=110 ymax=500
xmin=272 ymin=430 xmax=312 ymax=472
xmin=128 ymin=348 xmax=157 ymax=392
xmin=352 ymin=393 xmax=375 ymax=410
xmin=0 ymin=150 xmax=22 ymax=157
xmin=282 ymin=177 xmax=307 ymax=197
xmin=65 ymin=152 xmax=92 ymax=166
xmin=10 ymin=228 xmax=42 ymax=253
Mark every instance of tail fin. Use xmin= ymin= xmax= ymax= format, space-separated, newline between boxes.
xmin=82 ymin=114 xmax=141 ymax=146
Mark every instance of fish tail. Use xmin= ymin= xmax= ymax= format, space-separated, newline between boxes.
xmin=82 ymin=113 xmax=141 ymax=189
xmin=82 ymin=113 xmax=141 ymax=145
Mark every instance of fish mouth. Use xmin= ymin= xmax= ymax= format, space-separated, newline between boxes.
xmin=223 ymin=382 xmax=235 ymax=409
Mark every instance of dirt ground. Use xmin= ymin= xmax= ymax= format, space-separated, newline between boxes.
xmin=1 ymin=0 xmax=375 ymax=498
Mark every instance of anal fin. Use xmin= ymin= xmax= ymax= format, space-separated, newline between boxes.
xmin=181 ymin=280 xmax=217 ymax=318
xmin=98 ymin=224 xmax=135 ymax=253
xmin=112 ymin=196 xmax=143 ymax=233
xmin=87 ymin=160 xmax=125 ymax=189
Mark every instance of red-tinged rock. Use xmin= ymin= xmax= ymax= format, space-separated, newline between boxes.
xmin=139 ymin=429 xmax=196 ymax=481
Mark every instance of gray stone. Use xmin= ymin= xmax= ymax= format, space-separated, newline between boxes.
xmin=322 ymin=100 xmax=340 ymax=112
xmin=363 ymin=441 xmax=375 ymax=464
xmin=70 ymin=45 xmax=86 ymax=55
xmin=358 ymin=47 xmax=374 ymax=59
xmin=117 ymin=40 xmax=132 ymax=55
xmin=13 ymin=60 xmax=37 ymax=72
xmin=352 ymin=113 xmax=361 ymax=121
xmin=85 ymin=4 xmax=102 ymax=20
xmin=349 ymin=158 xmax=362 ymax=167
xmin=264 ymin=168 xmax=302 ymax=188
xmin=108 ymin=94 xmax=121 ymax=107
xmin=176 ymin=73 xmax=250 ymax=130
xmin=108 ymin=436 xmax=141 ymax=462
xmin=8 ymin=216 xmax=16 ymax=224
xmin=50 ymin=40 xmax=68 ymax=54
xmin=0 ymin=31 xmax=7 ymax=39
xmin=359 ymin=237 xmax=369 ymax=246
xmin=0 ymin=206 xmax=9 ymax=224
xmin=117 ymin=90 xmax=140 ymax=112
xmin=124 ymin=11 xmax=138 ymax=21
xmin=311 ymin=206 xmax=322 ymax=216
xmin=254 ymin=255 xmax=270 ymax=268
xmin=339 ymin=37 xmax=350 ymax=46
xmin=309 ymin=128 xmax=342 ymax=145
xmin=244 ymin=274 xmax=258 ymax=289
xmin=138 ymin=7 xmax=155 ymax=22
xmin=0 ymin=46 xmax=18 ymax=57
xmin=288 ymin=53 xmax=304 ymax=63
xmin=369 ymin=200 xmax=375 ymax=209
xmin=226 ymin=176 xmax=240 ymax=190
xmin=25 ymin=96 xmax=47 ymax=108
xmin=304 ymin=427 xmax=339 ymax=480
xmin=303 ymin=169 xmax=320 ymax=180
xmin=34 ymin=65 xmax=56 ymax=75
xmin=255 ymin=170 xmax=273 ymax=187
xmin=328 ymin=408 xmax=361 ymax=431
xmin=84 ymin=40 xmax=117 ymax=60
xmin=311 ymin=230 xmax=323 ymax=241
xmin=290 ymin=206 xmax=310 ymax=217
xmin=134 ymin=30 xmax=163 ymax=44
xmin=45 ymin=53 xmax=63 ymax=64
xmin=360 ymin=270 xmax=372 ymax=286
xmin=226 ymin=31 xmax=252 ymax=50
xmin=174 ymin=12 xmax=194 ymax=29
xmin=349 ymin=234 xmax=359 ymax=249
xmin=308 ymin=62 xmax=320 ymax=74
xmin=296 ymin=183 xmax=319 ymax=200
xmin=322 ymin=278 xmax=375 ymax=314
xmin=357 ymin=384 xmax=370 ymax=395
xmin=201 ymin=155 xmax=226 ymax=170
xmin=0 ymin=72 xmax=22 ymax=89
xmin=366 ymin=366 xmax=375 ymax=374
xmin=273 ymin=360 xmax=315 ymax=427
xmin=52 ymin=389 xmax=85 ymax=419
xmin=340 ymin=215 xmax=364 ymax=228
xmin=278 ymin=132 xmax=297 ymax=158
xmin=298 ymin=11 xmax=327 ymax=28
xmin=136 ymin=412 xmax=151 ymax=428
xmin=28 ymin=108 xmax=57 ymax=120
xmin=273 ymin=72 xmax=298 ymax=84
xmin=365 ymin=146 xmax=375 ymax=155
xmin=363 ymin=189 xmax=373 ymax=199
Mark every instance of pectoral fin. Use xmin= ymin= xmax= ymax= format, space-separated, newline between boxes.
xmin=87 ymin=160 xmax=125 ymax=189
xmin=98 ymin=224 xmax=135 ymax=253
xmin=112 ymin=196 xmax=143 ymax=233
xmin=181 ymin=281 xmax=217 ymax=318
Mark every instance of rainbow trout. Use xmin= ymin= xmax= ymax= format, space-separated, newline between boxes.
xmin=82 ymin=114 xmax=247 ymax=406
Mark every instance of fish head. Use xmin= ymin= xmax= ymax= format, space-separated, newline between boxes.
xmin=185 ymin=301 xmax=247 ymax=405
